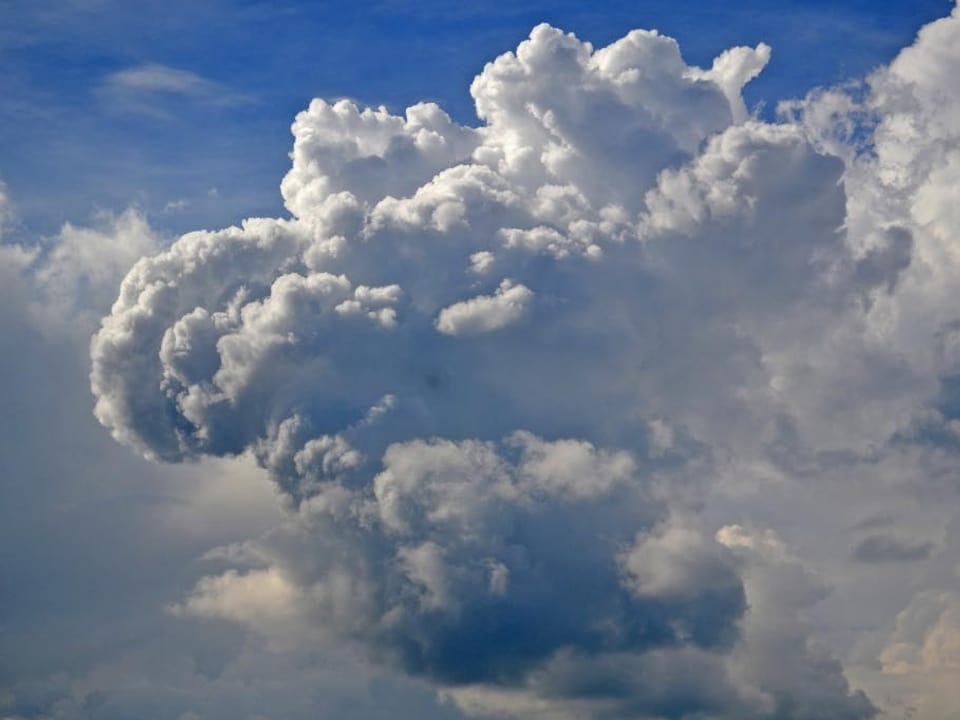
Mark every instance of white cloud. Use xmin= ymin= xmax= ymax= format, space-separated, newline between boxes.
xmin=100 ymin=63 xmax=250 ymax=113
xmin=34 ymin=208 xmax=160 ymax=328
xmin=82 ymin=18 xmax=914 ymax=719
xmin=623 ymin=521 xmax=738 ymax=600
xmin=107 ymin=63 xmax=215 ymax=94
xmin=435 ymin=279 xmax=533 ymax=335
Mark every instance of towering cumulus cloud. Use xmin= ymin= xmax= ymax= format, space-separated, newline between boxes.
xmin=90 ymin=9 xmax=960 ymax=719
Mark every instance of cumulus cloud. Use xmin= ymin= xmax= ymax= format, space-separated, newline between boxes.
xmin=71 ymin=6 xmax=960 ymax=720
xmin=434 ymin=279 xmax=533 ymax=335
xmin=176 ymin=435 xmax=741 ymax=687
xmin=0 ymin=191 xmax=303 ymax=720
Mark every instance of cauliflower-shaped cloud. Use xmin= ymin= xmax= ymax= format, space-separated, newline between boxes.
xmin=89 ymin=14 xmax=960 ymax=718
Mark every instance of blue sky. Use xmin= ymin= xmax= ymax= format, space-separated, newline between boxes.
xmin=1 ymin=0 xmax=951 ymax=236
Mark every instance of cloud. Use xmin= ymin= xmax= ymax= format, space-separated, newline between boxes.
xmin=177 ymin=434 xmax=743 ymax=689
xmin=99 ymin=63 xmax=249 ymax=113
xmin=81 ymin=20 xmax=895 ymax=719
xmin=852 ymin=533 xmax=935 ymax=564
xmin=0 ymin=192 xmax=284 ymax=719
xmin=107 ymin=63 xmax=215 ymax=94
xmin=434 ymin=279 xmax=533 ymax=335
xmin=872 ymin=591 xmax=960 ymax=719
xmin=716 ymin=525 xmax=876 ymax=720
xmin=34 ymin=209 xmax=161 ymax=326
xmin=0 ymin=188 xmax=464 ymax=720
xmin=0 ymin=4 xmax=946 ymax=719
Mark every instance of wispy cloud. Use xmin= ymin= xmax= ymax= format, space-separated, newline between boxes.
xmin=107 ymin=63 xmax=214 ymax=94
xmin=99 ymin=63 xmax=250 ymax=114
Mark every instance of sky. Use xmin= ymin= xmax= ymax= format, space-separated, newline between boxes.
xmin=3 ymin=2 xmax=960 ymax=720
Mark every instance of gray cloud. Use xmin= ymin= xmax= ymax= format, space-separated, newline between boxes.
xmin=853 ymin=534 xmax=935 ymax=564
